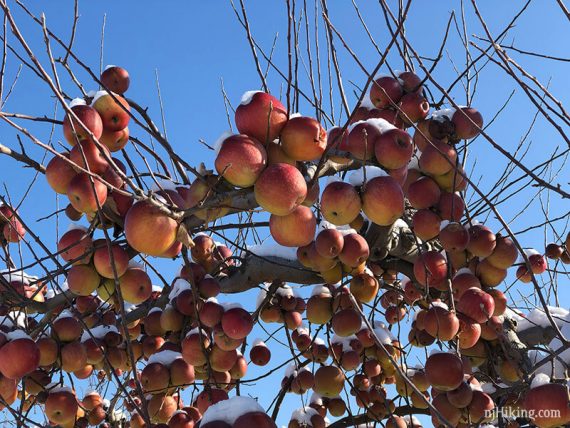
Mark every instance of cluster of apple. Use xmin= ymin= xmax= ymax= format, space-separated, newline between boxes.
xmin=258 ymin=284 xmax=306 ymax=330
xmin=545 ymin=232 xmax=570 ymax=264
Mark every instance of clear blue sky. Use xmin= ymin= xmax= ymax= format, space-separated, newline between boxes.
xmin=1 ymin=1 xmax=569 ymax=426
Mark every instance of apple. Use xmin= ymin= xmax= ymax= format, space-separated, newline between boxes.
xmin=458 ymin=287 xmax=495 ymax=323
xmin=412 ymin=209 xmax=441 ymax=241
xmin=424 ymin=306 xmax=459 ymax=341
xmin=425 ymin=352 xmax=464 ymax=391
xmin=306 ymin=293 xmax=333 ymax=324
xmin=66 ymin=261 xmax=101 ymax=295
xmin=281 ymin=116 xmax=327 ymax=161
xmin=398 ymin=92 xmax=430 ymax=125
xmin=315 ymin=228 xmax=344 ymax=259
xmin=235 ymin=91 xmax=288 ymax=143
xmin=524 ymin=383 xmax=570 ymax=428
xmin=338 ymin=233 xmax=369 ymax=268
xmin=91 ymin=92 xmax=131 ymax=132
xmin=250 ymin=342 xmax=271 ymax=366
xmin=215 ymin=134 xmax=267 ymax=187
xmin=254 ymin=163 xmax=307 ymax=215
xmin=101 ymin=66 xmax=130 ymax=94
xmin=46 ymin=153 xmax=78 ymax=194
xmin=331 ymin=308 xmax=361 ymax=336
xmin=93 ymin=243 xmax=129 ymax=278
xmin=269 ymin=205 xmax=316 ymax=247
xmin=361 ymin=176 xmax=404 ymax=226
xmin=234 ymin=412 xmax=277 ymax=428
xmin=398 ymin=71 xmax=422 ymax=93
xmin=60 ymin=341 xmax=87 ymax=372
xmin=437 ymin=192 xmax=465 ymax=222
xmin=266 ymin=140 xmax=296 ymax=165
xmin=314 ymin=365 xmax=345 ymax=397
xmin=369 ymin=76 xmax=403 ymax=108
xmin=63 ymin=105 xmax=103 ymax=146
xmin=119 ymin=267 xmax=152 ymax=304
xmin=67 ymin=173 xmax=108 ymax=213
xmin=467 ymin=225 xmax=496 ymax=258
xmin=99 ymin=126 xmax=129 ymax=152
xmin=431 ymin=393 xmax=462 ymax=426
xmin=124 ymin=200 xmax=178 ymax=256
xmin=418 ymin=139 xmax=457 ymax=176
xmin=69 ymin=139 xmax=110 ymax=174
xmin=374 ymin=128 xmax=413 ymax=169
xmin=413 ymin=250 xmax=448 ymax=288
xmin=346 ymin=121 xmax=382 ymax=160
xmin=439 ymin=222 xmax=469 ymax=252
xmin=320 ymin=181 xmax=361 ymax=226
xmin=45 ymin=390 xmax=79 ymax=425
xmin=452 ymin=107 xmax=483 ymax=140
xmin=141 ymin=362 xmax=170 ymax=394
xmin=221 ymin=307 xmax=253 ymax=340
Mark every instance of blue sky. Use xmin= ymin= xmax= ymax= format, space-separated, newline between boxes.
xmin=1 ymin=1 xmax=569 ymax=426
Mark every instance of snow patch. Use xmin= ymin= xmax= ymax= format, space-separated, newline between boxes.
xmin=247 ymin=243 xmax=298 ymax=260
xmin=201 ymin=396 xmax=263 ymax=425
xmin=214 ymin=131 xmax=233 ymax=155
xmin=147 ymin=350 xmax=183 ymax=366
xmin=69 ymin=98 xmax=86 ymax=108
xmin=240 ymin=90 xmax=262 ymax=106
xmin=348 ymin=166 xmax=388 ymax=186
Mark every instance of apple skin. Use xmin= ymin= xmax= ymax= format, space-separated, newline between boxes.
xmin=93 ymin=243 xmax=129 ymax=278
xmin=92 ymin=93 xmax=131 ymax=132
xmin=361 ymin=176 xmax=404 ymax=226
xmin=69 ymin=139 xmax=110 ymax=175
xmin=269 ymin=205 xmax=316 ymax=247
xmin=398 ymin=92 xmax=430 ymax=125
xmin=63 ymin=105 xmax=103 ymax=146
xmin=45 ymin=390 xmax=79 ymax=425
xmin=124 ymin=200 xmax=178 ymax=256
xmin=452 ymin=107 xmax=483 ymax=140
xmin=235 ymin=91 xmax=288 ymax=143
xmin=67 ymin=264 xmax=100 ymax=296
xmin=374 ymin=128 xmax=414 ymax=169
xmin=254 ymin=163 xmax=307 ymax=216
xmin=315 ymin=228 xmax=344 ymax=259
xmin=57 ymin=227 xmax=93 ymax=264
xmin=100 ymin=126 xmax=129 ymax=152
xmin=0 ymin=337 xmax=40 ymax=379
xmin=407 ymin=176 xmax=441 ymax=209
xmin=120 ymin=267 xmax=153 ymax=304
xmin=419 ymin=139 xmax=457 ymax=176
xmin=46 ymin=153 xmax=78 ymax=194
xmin=369 ymin=76 xmax=403 ymax=109
xmin=398 ymin=71 xmax=422 ymax=93
xmin=314 ymin=365 xmax=345 ymax=398
xmin=100 ymin=66 xmax=130 ymax=94
xmin=458 ymin=287 xmax=495 ymax=323
xmin=66 ymin=173 xmax=108 ymax=213
xmin=320 ymin=181 xmax=361 ymax=226
xmin=413 ymin=250 xmax=448 ymax=288
xmin=281 ymin=116 xmax=327 ymax=161
xmin=234 ymin=412 xmax=277 ymax=428
xmin=412 ymin=209 xmax=441 ymax=241
xmin=214 ymin=134 xmax=267 ymax=188
xmin=425 ymin=352 xmax=464 ymax=391
xmin=346 ymin=121 xmax=382 ymax=160
xmin=221 ymin=307 xmax=253 ymax=340
xmin=338 ymin=233 xmax=369 ymax=268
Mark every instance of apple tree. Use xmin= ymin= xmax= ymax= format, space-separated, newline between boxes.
xmin=0 ymin=1 xmax=567 ymax=428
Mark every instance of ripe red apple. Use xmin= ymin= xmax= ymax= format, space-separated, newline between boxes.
xmin=93 ymin=243 xmax=129 ymax=278
xmin=370 ymin=76 xmax=403 ymax=108
xmin=398 ymin=71 xmax=422 ymax=93
xmin=457 ymin=313 xmax=482 ymax=349
xmin=314 ymin=365 xmax=345 ymax=397
xmin=120 ymin=267 xmax=152 ymax=304
xmin=221 ymin=307 xmax=253 ymax=340
xmin=99 ymin=126 xmax=129 ymax=152
xmin=350 ymin=273 xmax=379 ymax=303
xmin=45 ymin=390 xmax=79 ymax=425
xmin=338 ymin=233 xmax=369 ymax=268
xmin=281 ymin=116 xmax=327 ymax=161
xmin=398 ymin=92 xmax=430 ymax=125
xmin=419 ymin=139 xmax=457 ymax=176
xmin=424 ymin=306 xmax=460 ymax=341
xmin=458 ymin=287 xmax=495 ymax=323
xmin=141 ymin=362 xmax=170 ymax=394
xmin=234 ymin=412 xmax=277 ymax=428
xmin=425 ymin=352 xmax=464 ymax=391
xmin=315 ymin=228 xmax=344 ymax=259
xmin=524 ymin=383 xmax=570 ymax=428
xmin=0 ymin=335 xmax=40 ymax=379
xmin=439 ymin=222 xmax=469 ymax=252
xmin=235 ymin=91 xmax=288 ymax=144
xmin=320 ymin=181 xmax=361 ymax=226
xmin=452 ymin=107 xmax=483 ymax=140
xmin=361 ymin=176 xmax=404 ymax=226
xmin=69 ymin=139 xmax=110 ymax=174
xmin=67 ymin=264 xmax=100 ymax=296
xmin=269 ymin=205 xmax=316 ymax=247
xmin=250 ymin=342 xmax=271 ymax=366
xmin=46 ymin=153 xmax=78 ymax=194
xmin=254 ymin=163 xmax=307 ymax=215
xmin=124 ymin=200 xmax=178 ymax=256
xmin=346 ymin=121 xmax=382 ymax=160
xmin=63 ymin=104 xmax=103 ymax=146
xmin=215 ymin=134 xmax=267 ymax=188
xmin=467 ymin=225 xmax=496 ymax=258
xmin=412 ymin=209 xmax=441 ymax=240
xmin=437 ymin=192 xmax=465 ymax=222
xmin=91 ymin=93 xmax=131 ymax=132
xmin=101 ymin=66 xmax=130 ymax=94
xmin=67 ymin=173 xmax=108 ymax=213
xmin=413 ymin=250 xmax=448 ymax=287
xmin=374 ymin=128 xmax=414 ymax=169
